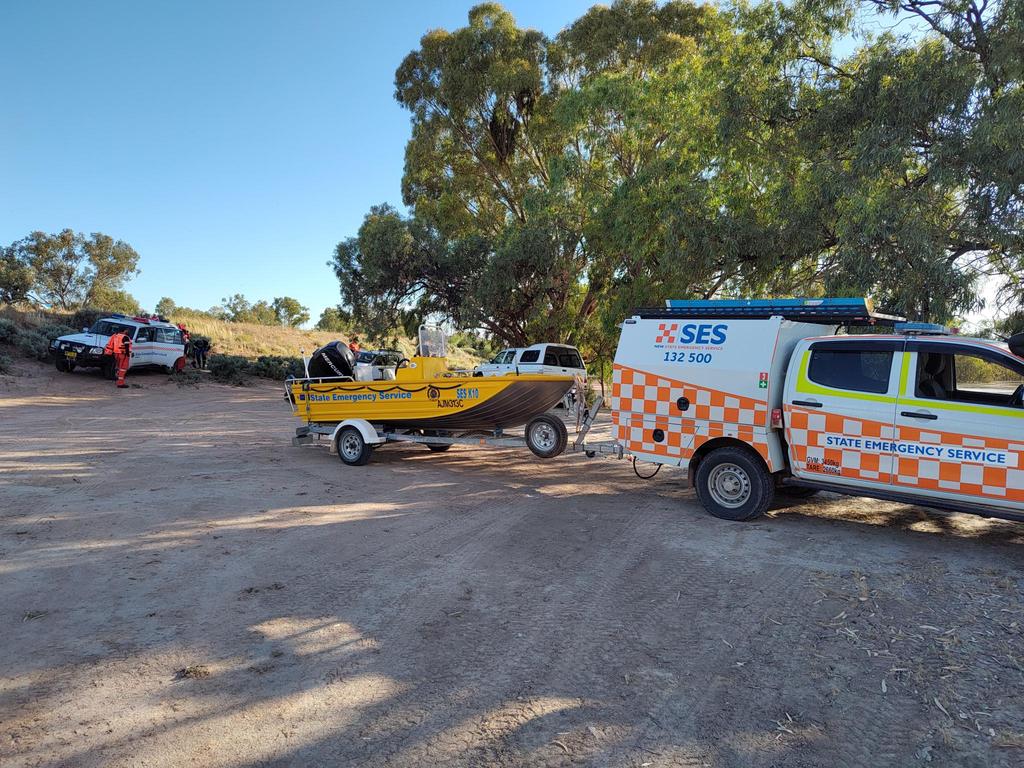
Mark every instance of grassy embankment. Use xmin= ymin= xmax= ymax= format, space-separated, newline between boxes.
xmin=0 ymin=305 xmax=483 ymax=378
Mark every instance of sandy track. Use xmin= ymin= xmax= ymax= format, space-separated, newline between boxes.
xmin=1 ymin=363 xmax=1023 ymax=767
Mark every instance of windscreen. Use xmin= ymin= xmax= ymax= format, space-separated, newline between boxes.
xmin=89 ymin=321 xmax=135 ymax=338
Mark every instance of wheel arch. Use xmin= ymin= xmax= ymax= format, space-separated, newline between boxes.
xmin=688 ymin=437 xmax=770 ymax=486
xmin=329 ymin=419 xmax=385 ymax=451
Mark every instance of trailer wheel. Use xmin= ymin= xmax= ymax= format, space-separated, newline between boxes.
xmin=426 ymin=444 xmax=451 ymax=452
xmin=336 ymin=427 xmax=373 ymax=466
xmin=525 ymin=415 xmax=568 ymax=459
xmin=694 ymin=446 xmax=773 ymax=521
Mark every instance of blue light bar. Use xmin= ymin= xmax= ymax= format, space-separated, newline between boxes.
xmin=638 ymin=297 xmax=904 ymax=325
xmin=895 ymin=322 xmax=949 ymax=335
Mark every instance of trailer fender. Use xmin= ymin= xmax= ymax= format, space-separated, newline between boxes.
xmin=329 ymin=419 xmax=384 ymax=452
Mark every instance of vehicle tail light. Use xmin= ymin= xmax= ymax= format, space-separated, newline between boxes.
xmin=771 ymin=408 xmax=784 ymax=429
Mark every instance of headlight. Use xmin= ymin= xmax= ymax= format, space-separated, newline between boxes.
xmin=90 ymin=347 xmax=104 ymax=355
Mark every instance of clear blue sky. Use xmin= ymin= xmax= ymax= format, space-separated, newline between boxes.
xmin=0 ymin=0 xmax=596 ymax=324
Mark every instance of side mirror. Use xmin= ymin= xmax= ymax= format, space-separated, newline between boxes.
xmin=82 ymin=327 xmax=89 ymax=333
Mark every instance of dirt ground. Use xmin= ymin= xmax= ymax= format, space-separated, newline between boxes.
xmin=2 ymin=361 xmax=1023 ymax=768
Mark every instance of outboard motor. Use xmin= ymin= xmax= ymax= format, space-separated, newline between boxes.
xmin=308 ymin=341 xmax=356 ymax=379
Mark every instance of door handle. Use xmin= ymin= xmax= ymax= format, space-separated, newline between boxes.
xmin=901 ymin=410 xmax=938 ymax=420
xmin=792 ymin=399 xmax=822 ymax=408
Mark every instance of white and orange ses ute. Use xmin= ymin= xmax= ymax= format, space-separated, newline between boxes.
xmin=609 ymin=298 xmax=1024 ymax=522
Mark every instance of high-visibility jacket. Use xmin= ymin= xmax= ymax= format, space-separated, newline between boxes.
xmin=104 ymin=333 xmax=131 ymax=357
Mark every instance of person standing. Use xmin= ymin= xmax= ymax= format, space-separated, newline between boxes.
xmin=348 ymin=336 xmax=361 ymax=353
xmin=104 ymin=331 xmax=132 ymax=388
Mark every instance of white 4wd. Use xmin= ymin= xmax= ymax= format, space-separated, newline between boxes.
xmin=50 ymin=314 xmax=187 ymax=377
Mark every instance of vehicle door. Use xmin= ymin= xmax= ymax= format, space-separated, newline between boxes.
xmin=894 ymin=341 xmax=1024 ymax=511
xmin=784 ymin=339 xmax=902 ymax=490
xmin=155 ymin=326 xmax=184 ymax=367
xmin=130 ymin=326 xmax=156 ymax=368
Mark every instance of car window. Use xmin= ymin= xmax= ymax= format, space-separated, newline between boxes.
xmin=135 ymin=327 xmax=156 ymax=342
xmin=519 ymin=350 xmax=540 ymax=363
xmin=954 ymin=353 xmax=1024 ymax=397
xmin=544 ymin=350 xmax=559 ymax=366
xmin=492 ymin=350 xmax=511 ymax=364
xmin=156 ymin=327 xmax=182 ymax=344
xmin=555 ymin=348 xmax=584 ymax=368
xmin=914 ymin=345 xmax=1024 ymax=406
xmin=808 ymin=348 xmax=893 ymax=394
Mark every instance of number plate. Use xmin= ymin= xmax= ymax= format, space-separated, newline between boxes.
xmin=65 ymin=351 xmax=77 ymax=359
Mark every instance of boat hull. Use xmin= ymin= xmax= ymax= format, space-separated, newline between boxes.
xmin=290 ymin=374 xmax=574 ymax=431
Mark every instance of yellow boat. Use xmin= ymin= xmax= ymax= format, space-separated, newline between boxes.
xmin=287 ymin=328 xmax=575 ymax=432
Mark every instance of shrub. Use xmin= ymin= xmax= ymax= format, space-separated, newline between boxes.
xmin=0 ymin=352 xmax=12 ymax=374
xmin=250 ymin=355 xmax=303 ymax=380
xmin=207 ymin=354 xmax=251 ymax=386
xmin=0 ymin=318 xmax=16 ymax=345
xmin=71 ymin=307 xmax=112 ymax=331
xmin=37 ymin=322 xmax=77 ymax=341
xmin=15 ymin=330 xmax=52 ymax=361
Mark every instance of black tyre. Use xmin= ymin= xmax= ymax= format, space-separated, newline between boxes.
xmin=525 ymin=414 xmax=568 ymax=459
xmin=426 ymin=444 xmax=452 ymax=452
xmin=55 ymin=358 xmax=75 ymax=373
xmin=779 ymin=485 xmax=820 ymax=499
xmin=694 ymin=446 xmax=774 ymax=521
xmin=102 ymin=359 xmax=116 ymax=380
xmin=335 ymin=427 xmax=373 ymax=466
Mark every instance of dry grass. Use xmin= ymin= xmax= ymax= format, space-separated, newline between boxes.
xmin=176 ymin=314 xmax=482 ymax=368
xmin=0 ymin=304 xmax=481 ymax=368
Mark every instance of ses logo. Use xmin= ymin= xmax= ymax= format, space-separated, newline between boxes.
xmin=655 ymin=322 xmax=728 ymax=347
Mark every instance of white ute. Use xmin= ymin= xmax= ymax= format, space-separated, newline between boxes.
xmin=607 ymin=298 xmax=1024 ymax=522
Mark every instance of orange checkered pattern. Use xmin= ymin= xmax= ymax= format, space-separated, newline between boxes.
xmin=611 ymin=365 xmax=774 ymax=468
xmin=785 ymin=405 xmax=1024 ymax=504
xmin=785 ymin=407 xmax=891 ymax=483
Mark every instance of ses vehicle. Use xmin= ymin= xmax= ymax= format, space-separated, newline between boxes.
xmin=49 ymin=314 xmax=187 ymax=378
xmin=477 ymin=343 xmax=587 ymax=382
xmin=608 ymin=298 xmax=1024 ymax=522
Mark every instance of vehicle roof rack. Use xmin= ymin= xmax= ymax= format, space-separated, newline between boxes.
xmin=633 ymin=297 xmax=905 ymax=326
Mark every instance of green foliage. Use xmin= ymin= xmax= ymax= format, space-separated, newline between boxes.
xmin=0 ymin=318 xmax=17 ymax=344
xmin=0 ymin=248 xmax=35 ymax=304
xmin=315 ymin=306 xmax=352 ymax=332
xmin=36 ymin=322 xmax=77 ymax=341
xmin=207 ymin=354 xmax=252 ymax=386
xmin=71 ymin=307 xmax=109 ymax=331
xmin=271 ymin=297 xmax=310 ymax=327
xmin=0 ymin=352 xmax=12 ymax=374
xmin=15 ymin=330 xmax=51 ymax=361
xmin=3 ymin=229 xmax=140 ymax=310
xmin=219 ymin=294 xmax=279 ymax=325
xmin=333 ymin=0 xmax=1023 ymax=360
xmin=207 ymin=352 xmax=304 ymax=385
xmin=155 ymin=297 xmax=177 ymax=317
xmin=449 ymin=331 xmax=498 ymax=359
xmin=250 ymin=355 xmax=304 ymax=379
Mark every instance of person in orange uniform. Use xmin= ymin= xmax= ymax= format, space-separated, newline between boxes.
xmin=104 ymin=331 xmax=132 ymax=388
xmin=348 ymin=336 xmax=361 ymax=353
